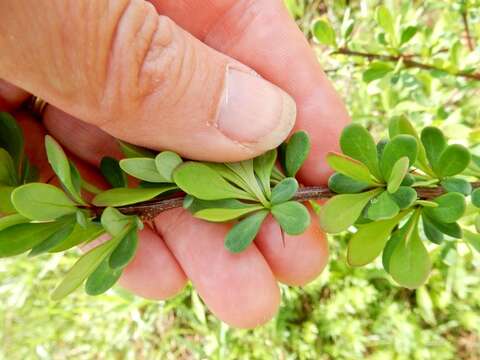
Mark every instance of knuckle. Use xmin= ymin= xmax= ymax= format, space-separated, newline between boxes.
xmin=97 ymin=1 xmax=193 ymax=122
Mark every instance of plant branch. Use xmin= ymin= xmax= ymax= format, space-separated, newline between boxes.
xmin=462 ymin=9 xmax=475 ymax=51
xmin=116 ymin=182 xmax=480 ymax=220
xmin=331 ymin=48 xmax=480 ymax=81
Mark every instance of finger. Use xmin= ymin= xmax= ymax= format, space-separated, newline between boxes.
xmin=0 ymin=80 xmax=30 ymax=111
xmin=43 ymin=106 xmax=123 ymax=167
xmin=13 ymin=111 xmax=53 ymax=182
xmin=119 ymin=226 xmax=187 ymax=299
xmin=155 ymin=209 xmax=280 ymax=328
xmin=0 ymin=0 xmax=295 ymax=162
xmin=255 ymin=211 xmax=328 ymax=286
xmin=153 ymin=0 xmax=350 ymax=184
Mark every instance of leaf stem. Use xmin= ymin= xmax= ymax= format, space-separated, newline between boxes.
xmin=113 ymin=182 xmax=480 ymax=220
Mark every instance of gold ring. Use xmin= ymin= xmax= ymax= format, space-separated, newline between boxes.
xmin=28 ymin=95 xmax=48 ymax=118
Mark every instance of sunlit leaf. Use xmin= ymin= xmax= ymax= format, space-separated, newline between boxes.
xmin=312 ymin=19 xmax=336 ymax=46
xmin=45 ymin=135 xmax=85 ymax=204
xmin=120 ymin=158 xmax=168 ymax=183
xmin=436 ymin=144 xmax=471 ymax=178
xmin=11 ymin=183 xmax=77 ymax=221
xmin=253 ymin=149 xmax=277 ymax=198
xmin=348 ymin=212 xmax=406 ymax=266
xmin=92 ymin=186 xmax=176 ymax=207
xmin=367 ymin=191 xmax=399 ymax=220
xmin=340 ymin=124 xmax=382 ymax=180
xmin=319 ymin=188 xmax=382 ymax=233
xmin=118 ymin=141 xmax=155 ymax=158
xmin=173 ymin=162 xmax=255 ymax=201
xmin=387 ymin=157 xmax=409 ymax=193
xmin=326 ymin=152 xmax=378 ymax=184
xmin=380 ymin=135 xmax=417 ymax=180
xmin=155 ymin=151 xmax=183 ymax=183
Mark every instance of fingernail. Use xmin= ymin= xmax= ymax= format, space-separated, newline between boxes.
xmin=216 ymin=67 xmax=296 ymax=148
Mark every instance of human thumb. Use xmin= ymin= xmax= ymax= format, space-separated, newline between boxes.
xmin=0 ymin=0 xmax=296 ymax=162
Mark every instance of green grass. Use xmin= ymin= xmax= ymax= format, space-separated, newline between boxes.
xmin=2 ymin=1 xmax=480 ymax=359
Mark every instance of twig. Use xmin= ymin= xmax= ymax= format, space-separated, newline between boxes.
xmin=112 ymin=182 xmax=480 ymax=220
xmin=462 ymin=9 xmax=475 ymax=51
xmin=331 ymin=48 xmax=480 ymax=81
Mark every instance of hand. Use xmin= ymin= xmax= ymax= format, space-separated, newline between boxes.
xmin=0 ymin=0 xmax=349 ymax=328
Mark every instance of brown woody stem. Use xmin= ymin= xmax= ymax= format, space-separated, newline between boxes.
xmin=115 ymin=182 xmax=480 ymax=221
xmin=331 ymin=48 xmax=480 ymax=81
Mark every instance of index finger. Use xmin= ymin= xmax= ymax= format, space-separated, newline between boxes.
xmin=152 ymin=0 xmax=350 ymax=184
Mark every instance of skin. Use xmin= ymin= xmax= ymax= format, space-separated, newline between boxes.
xmin=0 ymin=0 xmax=350 ymax=328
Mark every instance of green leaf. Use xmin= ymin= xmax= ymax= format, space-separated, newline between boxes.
xmin=328 ymin=173 xmax=370 ymax=194
xmin=271 ymin=201 xmax=310 ymax=235
xmin=400 ymin=26 xmax=418 ymax=44
xmin=390 ymin=226 xmax=431 ymax=289
xmin=422 ymin=214 xmax=444 ymax=244
xmin=388 ymin=116 xmax=431 ymax=175
xmin=387 ymin=157 xmax=409 ymax=193
xmin=401 ymin=173 xmax=415 ymax=186
xmin=28 ymin=216 xmax=76 ymax=256
xmin=319 ymin=188 xmax=382 ymax=233
xmin=225 ymin=210 xmax=269 ymax=253
xmin=0 ymin=185 xmax=15 ymax=213
xmin=49 ymin=221 xmax=105 ymax=252
xmin=0 ymin=221 xmax=67 ymax=257
xmin=421 ymin=127 xmax=447 ymax=172
xmin=101 ymin=207 xmax=136 ymax=236
xmin=376 ymin=6 xmax=395 ymax=41
xmin=0 ymin=213 xmax=28 ymax=231
xmin=422 ymin=213 xmax=462 ymax=238
xmin=92 ymin=186 xmax=176 ymax=207
xmin=11 ymin=183 xmax=77 ymax=221
xmin=271 ymin=178 xmax=298 ymax=205
xmin=0 ymin=148 xmax=17 ymax=186
xmin=85 ymin=257 xmax=123 ymax=296
xmin=0 ymin=112 xmax=24 ymax=168
xmin=424 ymin=192 xmax=466 ymax=223
xmin=225 ymin=160 xmax=268 ymax=205
xmin=45 ymin=135 xmax=85 ymax=204
xmin=340 ymin=124 xmax=382 ymax=181
xmin=51 ymin=227 xmax=127 ymax=300
xmin=100 ymin=157 xmax=127 ymax=188
xmin=382 ymin=228 xmax=404 ymax=273
xmin=285 ymin=131 xmax=311 ymax=177
xmin=390 ymin=186 xmax=417 ymax=209
xmin=188 ymin=198 xmax=264 ymax=222
xmin=118 ymin=141 xmax=155 ymax=158
xmin=380 ymin=135 xmax=417 ymax=181
xmin=463 ymin=229 xmax=480 ymax=253
xmin=441 ymin=178 xmax=472 ymax=195
xmin=21 ymin=157 xmax=40 ymax=184
xmin=120 ymin=158 xmax=168 ymax=183
xmin=326 ymin=152 xmax=378 ymax=185
xmin=367 ymin=191 xmax=400 ymax=221
xmin=109 ymin=227 xmax=138 ymax=269
xmin=155 ymin=151 xmax=183 ymax=183
xmin=471 ymin=188 xmax=480 ymax=208
xmin=348 ymin=212 xmax=406 ymax=266
xmin=312 ymin=19 xmax=336 ymax=46
xmin=436 ymin=144 xmax=471 ymax=178
xmin=173 ymin=162 xmax=255 ymax=201
xmin=363 ymin=62 xmax=394 ymax=83
xmin=253 ymin=150 xmax=277 ymax=198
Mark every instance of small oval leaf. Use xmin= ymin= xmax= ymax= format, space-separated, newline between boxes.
xmin=225 ymin=211 xmax=269 ymax=253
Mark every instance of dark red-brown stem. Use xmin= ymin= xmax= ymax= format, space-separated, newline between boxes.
xmin=331 ymin=48 xmax=480 ymax=81
xmin=110 ymin=182 xmax=480 ymax=221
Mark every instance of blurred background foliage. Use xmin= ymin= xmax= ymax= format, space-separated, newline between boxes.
xmin=1 ymin=0 xmax=479 ymax=359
